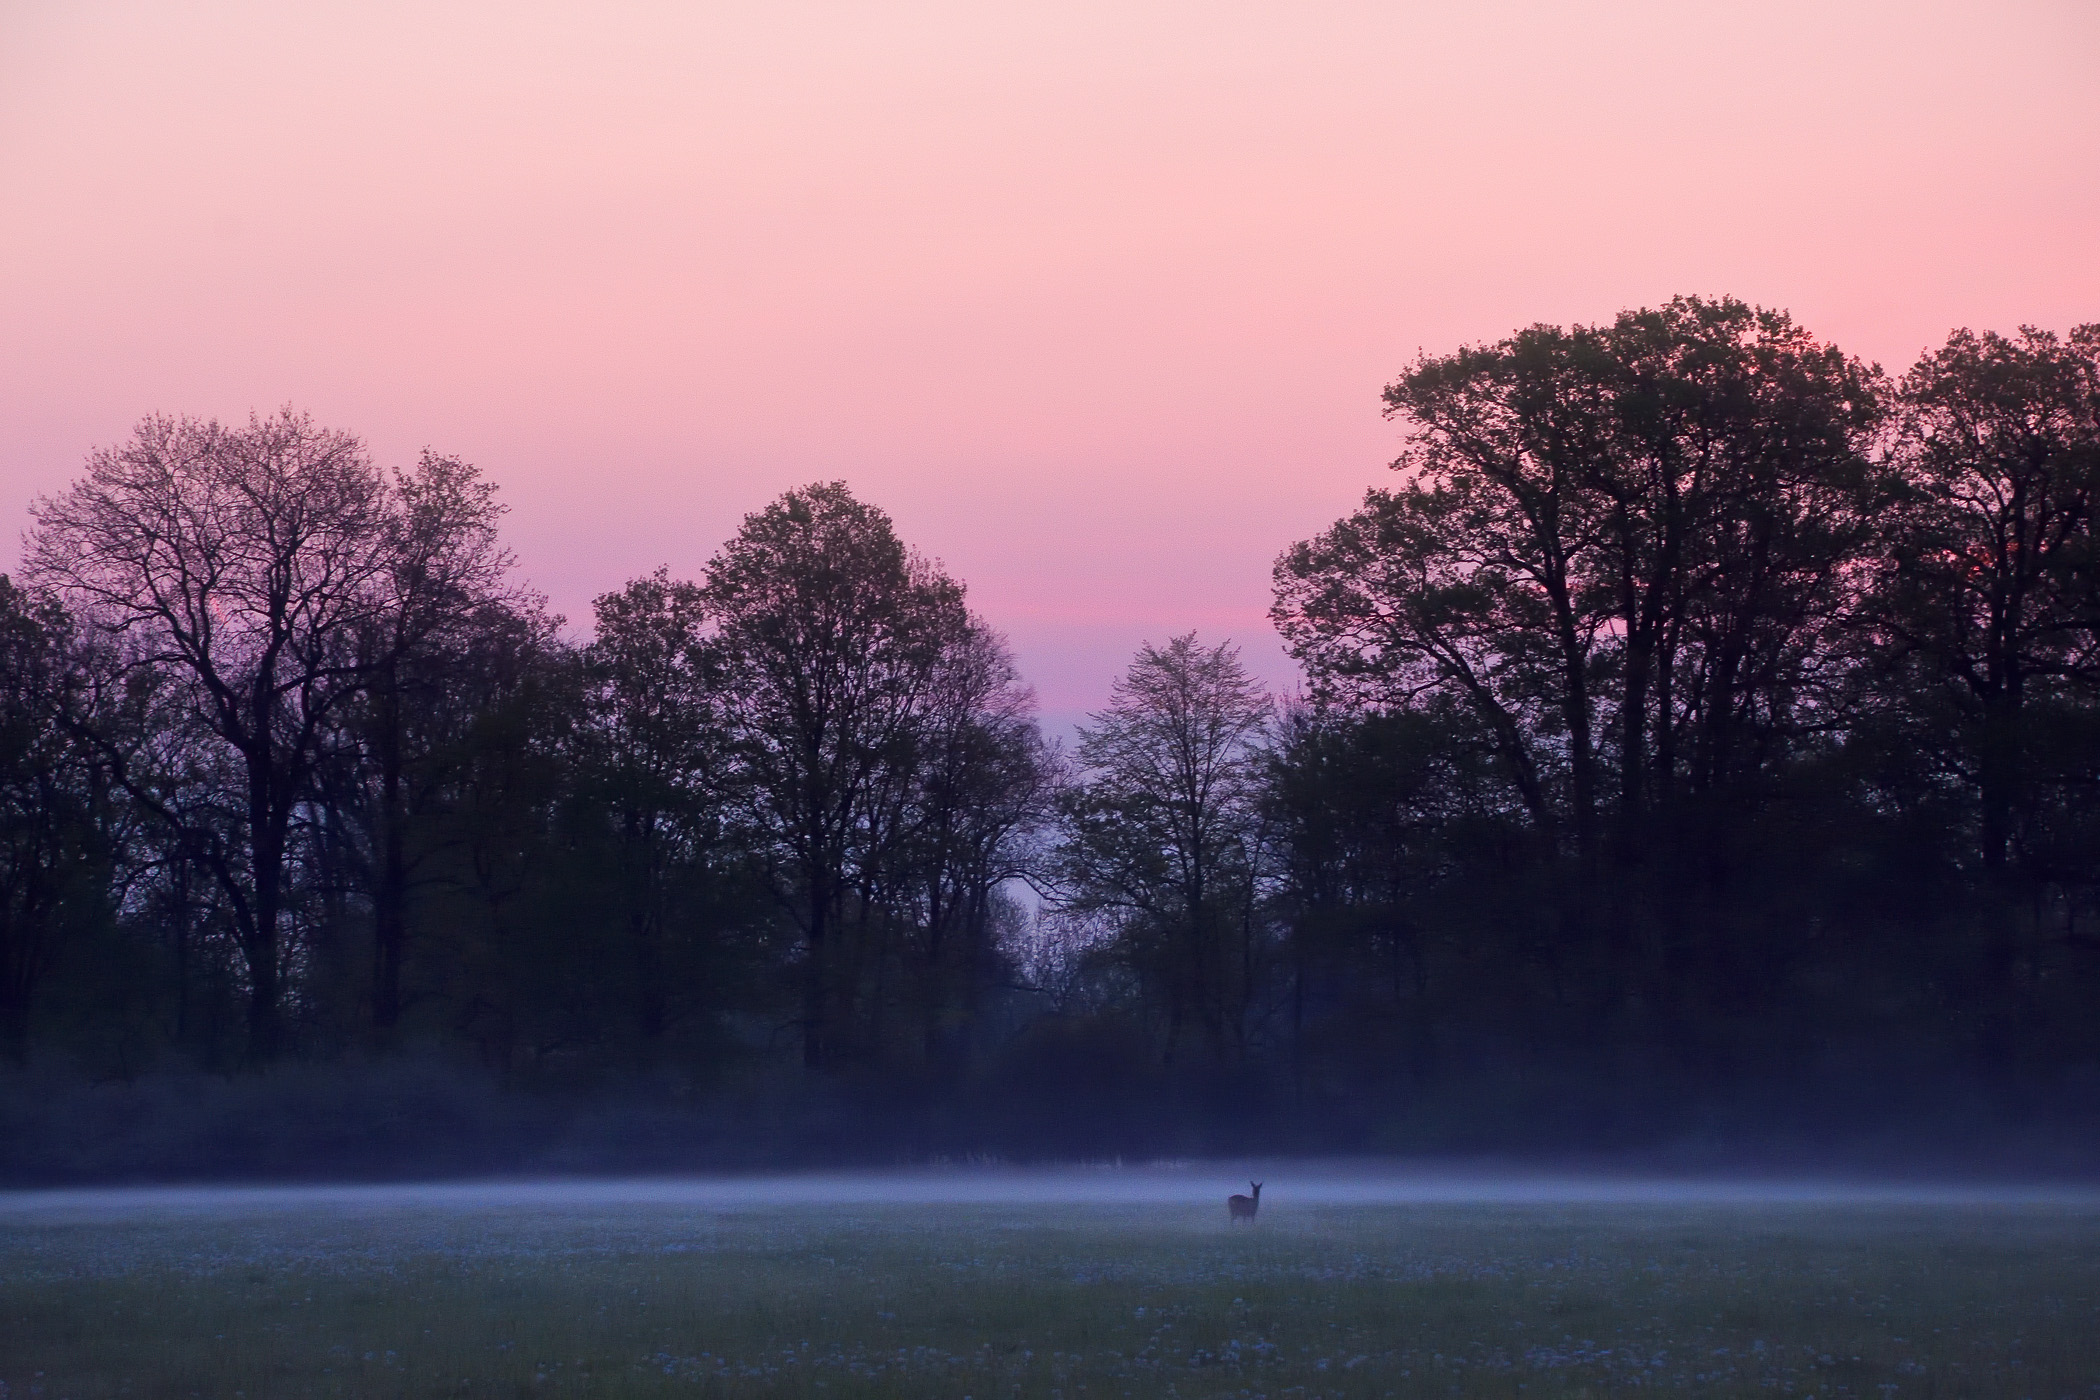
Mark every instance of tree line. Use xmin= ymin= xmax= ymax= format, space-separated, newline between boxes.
xmin=4 ymin=296 xmax=2098 ymax=1159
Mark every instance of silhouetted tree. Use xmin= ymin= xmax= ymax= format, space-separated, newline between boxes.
xmin=1274 ymin=298 xmax=1887 ymax=1039
xmin=0 ymin=579 xmax=113 ymax=1062
xmin=413 ymin=602 xmax=578 ymax=1076
xmin=1263 ymin=701 xmax=1511 ymax=1095
xmin=353 ymin=452 xmax=518 ymax=1032
xmin=1868 ymin=325 xmax=2100 ymax=873
xmin=27 ymin=412 xmax=409 ymax=1059
xmin=1054 ymin=634 xmax=1270 ymax=1065
xmin=1276 ymin=296 xmax=1884 ymax=857
xmin=888 ymin=616 xmax=1053 ymax=1068
xmin=1860 ymin=325 xmax=2100 ymax=1063
xmin=705 ymin=483 xmax=980 ymax=1070
xmin=578 ymin=569 xmax=742 ymax=1056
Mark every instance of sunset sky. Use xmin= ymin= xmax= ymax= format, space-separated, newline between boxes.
xmin=3 ymin=1 xmax=2096 ymax=729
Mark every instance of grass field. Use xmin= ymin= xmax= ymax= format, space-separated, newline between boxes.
xmin=3 ymin=1179 xmax=2098 ymax=1398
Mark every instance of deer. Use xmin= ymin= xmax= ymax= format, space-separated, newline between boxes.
xmin=1227 ymin=1181 xmax=1262 ymax=1223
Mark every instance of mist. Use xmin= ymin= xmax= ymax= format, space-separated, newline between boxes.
xmin=8 ymin=1162 xmax=2098 ymax=1225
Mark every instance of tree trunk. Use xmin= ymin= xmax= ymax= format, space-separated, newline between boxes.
xmin=921 ymin=873 xmax=948 ymax=1068
xmin=371 ymin=684 xmax=408 ymax=1030
xmin=0 ymin=942 xmax=27 ymax=1065
xmin=802 ymin=889 xmax=829 ymax=1070
xmin=244 ymin=761 xmax=287 ymax=1062
xmin=1552 ymin=591 xmax=1597 ymax=862
xmin=1977 ymin=696 xmax=2018 ymax=874
xmin=171 ymin=857 xmax=191 ymax=1046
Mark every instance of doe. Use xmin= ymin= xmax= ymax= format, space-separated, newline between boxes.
xmin=1227 ymin=1181 xmax=1262 ymax=1223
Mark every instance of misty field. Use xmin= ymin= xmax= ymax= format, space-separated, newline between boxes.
xmin=4 ymin=1182 xmax=2098 ymax=1398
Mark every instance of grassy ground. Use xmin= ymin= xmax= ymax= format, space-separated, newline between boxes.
xmin=3 ymin=1193 xmax=2097 ymax=1398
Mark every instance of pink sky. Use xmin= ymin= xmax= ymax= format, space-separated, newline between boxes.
xmin=3 ymin=1 xmax=2096 ymax=729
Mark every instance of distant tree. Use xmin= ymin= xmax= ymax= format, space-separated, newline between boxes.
xmin=578 ymin=568 xmax=741 ymax=1054
xmin=0 ymin=579 xmax=112 ymax=1062
xmin=30 ymin=411 xmax=407 ymax=1059
xmin=1855 ymin=325 xmax=2100 ymax=1055
xmin=352 ymin=452 xmax=518 ymax=1031
xmin=1867 ymin=325 xmax=2100 ymax=873
xmin=889 ymin=615 xmax=1054 ymax=1067
xmin=704 ymin=483 xmax=979 ymax=1070
xmin=408 ymin=600 xmax=577 ymax=1075
xmin=1055 ymin=634 xmax=1270 ymax=1065
xmin=1262 ymin=700 xmax=1512 ymax=1090
xmin=1274 ymin=297 xmax=1886 ymax=866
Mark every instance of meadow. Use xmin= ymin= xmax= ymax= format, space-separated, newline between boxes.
xmin=3 ymin=1177 xmax=2097 ymax=1398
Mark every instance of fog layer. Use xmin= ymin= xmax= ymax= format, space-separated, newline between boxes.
xmin=7 ymin=1164 xmax=2097 ymax=1220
